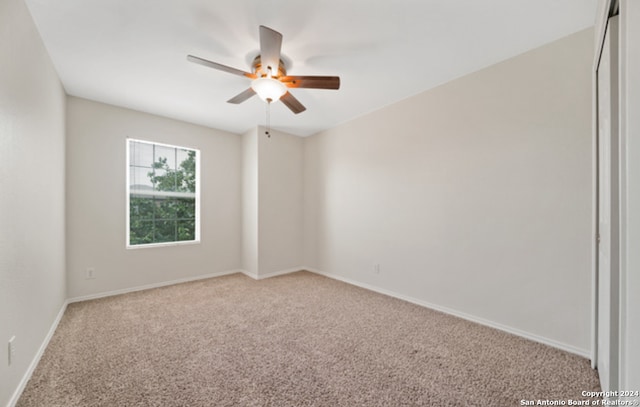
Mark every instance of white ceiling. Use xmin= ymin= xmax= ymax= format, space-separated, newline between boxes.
xmin=24 ymin=0 xmax=596 ymax=137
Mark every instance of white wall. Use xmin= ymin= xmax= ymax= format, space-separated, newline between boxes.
xmin=241 ymin=127 xmax=304 ymax=278
xmin=66 ymin=97 xmax=242 ymax=299
xmin=241 ymin=127 xmax=259 ymax=276
xmin=257 ymin=128 xmax=304 ymax=276
xmin=303 ymin=28 xmax=594 ymax=354
xmin=0 ymin=0 xmax=67 ymax=404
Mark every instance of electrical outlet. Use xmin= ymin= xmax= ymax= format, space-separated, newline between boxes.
xmin=373 ymin=263 xmax=381 ymax=274
xmin=85 ymin=267 xmax=96 ymax=279
xmin=8 ymin=336 xmax=15 ymax=366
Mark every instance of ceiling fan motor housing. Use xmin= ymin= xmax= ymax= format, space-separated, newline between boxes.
xmin=252 ymin=55 xmax=287 ymax=78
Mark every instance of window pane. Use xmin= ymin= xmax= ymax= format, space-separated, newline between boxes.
xmin=152 ymin=168 xmax=171 ymax=192
xmin=184 ymin=151 xmax=197 ymax=193
xmin=130 ymin=141 xmax=154 ymax=168
xmin=127 ymin=139 xmax=199 ymax=247
xmin=154 ymin=220 xmax=177 ymax=243
xmin=130 ymin=197 xmax=155 ymax=220
xmin=177 ymin=220 xmax=195 ymax=241
xmin=155 ymin=198 xmax=178 ymax=220
xmin=130 ymin=220 xmax=155 ymax=245
xmin=176 ymin=198 xmax=196 ymax=219
xmin=176 ymin=148 xmax=190 ymax=169
xmin=155 ymin=145 xmax=176 ymax=170
xmin=130 ymin=166 xmax=154 ymax=192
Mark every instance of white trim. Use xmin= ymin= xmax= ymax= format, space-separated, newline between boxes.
xmin=256 ymin=267 xmax=305 ymax=280
xmin=126 ymin=138 xmax=131 ymax=247
xmin=68 ymin=267 xmax=303 ymax=303
xmin=306 ymin=268 xmax=590 ymax=359
xmin=130 ymin=190 xmax=196 ymax=199
xmin=595 ymin=0 xmax=615 ymax=68
xmin=240 ymin=267 xmax=304 ymax=280
xmin=592 ymin=32 xmax=602 ymax=369
xmin=592 ymin=0 xmax=621 ymax=376
xmin=240 ymin=270 xmax=259 ymax=280
xmin=7 ymin=301 xmax=68 ymax=407
xmin=125 ymin=239 xmax=201 ymax=250
xmin=617 ymin=0 xmax=639 ymax=391
xmin=592 ymin=0 xmax=609 ymax=373
xmin=67 ymin=269 xmax=242 ymax=303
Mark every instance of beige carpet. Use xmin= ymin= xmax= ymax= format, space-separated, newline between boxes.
xmin=17 ymin=271 xmax=600 ymax=406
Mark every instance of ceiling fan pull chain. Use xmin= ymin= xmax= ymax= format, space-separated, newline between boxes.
xmin=265 ymin=99 xmax=271 ymax=138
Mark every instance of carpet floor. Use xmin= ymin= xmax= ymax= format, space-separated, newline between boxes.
xmin=17 ymin=271 xmax=600 ymax=406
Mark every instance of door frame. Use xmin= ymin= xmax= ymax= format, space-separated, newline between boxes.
xmin=592 ymin=0 xmax=620 ymax=386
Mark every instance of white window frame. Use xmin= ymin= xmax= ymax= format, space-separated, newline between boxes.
xmin=125 ymin=138 xmax=201 ymax=249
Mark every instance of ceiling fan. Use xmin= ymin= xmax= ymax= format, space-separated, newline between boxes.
xmin=187 ymin=25 xmax=340 ymax=114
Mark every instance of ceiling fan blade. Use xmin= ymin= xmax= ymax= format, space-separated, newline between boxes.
xmin=227 ymin=88 xmax=256 ymax=104
xmin=187 ymin=55 xmax=256 ymax=79
xmin=280 ymin=76 xmax=341 ymax=90
xmin=280 ymin=91 xmax=306 ymax=114
xmin=259 ymin=26 xmax=283 ymax=75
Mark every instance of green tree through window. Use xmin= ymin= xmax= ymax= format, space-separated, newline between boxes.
xmin=127 ymin=140 xmax=199 ymax=246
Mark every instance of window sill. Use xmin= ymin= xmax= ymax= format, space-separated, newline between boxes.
xmin=126 ymin=239 xmax=201 ymax=250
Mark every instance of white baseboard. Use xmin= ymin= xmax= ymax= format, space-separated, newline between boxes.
xmin=241 ymin=267 xmax=304 ymax=281
xmin=240 ymin=269 xmax=259 ymax=280
xmin=305 ymin=267 xmax=590 ymax=359
xmin=258 ymin=267 xmax=304 ymax=279
xmin=67 ymin=269 xmax=243 ymax=304
xmin=68 ymin=267 xmax=304 ymax=303
xmin=7 ymin=300 xmax=68 ymax=407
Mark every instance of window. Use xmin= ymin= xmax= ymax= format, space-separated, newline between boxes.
xmin=126 ymin=139 xmax=200 ymax=248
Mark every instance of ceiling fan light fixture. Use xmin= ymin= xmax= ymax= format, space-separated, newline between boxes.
xmin=251 ymin=77 xmax=287 ymax=102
